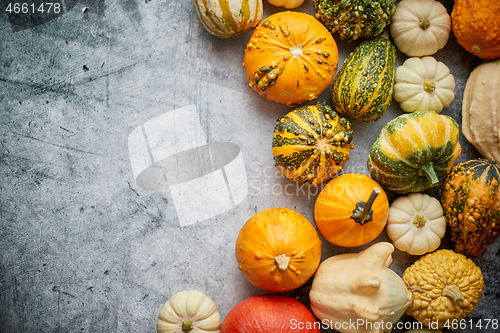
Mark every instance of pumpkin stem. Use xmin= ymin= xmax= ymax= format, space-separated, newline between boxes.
xmin=413 ymin=214 xmax=427 ymax=228
xmin=274 ymin=253 xmax=291 ymax=271
xmin=182 ymin=321 xmax=193 ymax=332
xmin=419 ymin=18 xmax=430 ymax=30
xmin=424 ymin=80 xmax=436 ymax=93
xmin=442 ymin=285 xmax=465 ymax=303
xmin=420 ymin=162 xmax=439 ymax=186
xmin=351 ymin=187 xmax=380 ymax=225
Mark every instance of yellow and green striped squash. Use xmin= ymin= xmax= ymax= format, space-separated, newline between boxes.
xmin=368 ymin=110 xmax=461 ymax=194
xmin=193 ymin=0 xmax=263 ymax=38
xmin=331 ymin=31 xmax=396 ymax=122
xmin=440 ymin=159 xmax=500 ymax=256
xmin=272 ymin=101 xmax=355 ymax=187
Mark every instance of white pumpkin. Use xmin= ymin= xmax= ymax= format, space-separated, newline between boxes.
xmin=462 ymin=60 xmax=500 ymax=163
xmin=390 ymin=0 xmax=451 ymax=57
xmin=192 ymin=0 xmax=263 ymax=38
xmin=386 ymin=193 xmax=446 ymax=256
xmin=267 ymin=0 xmax=304 ymax=8
xmin=393 ymin=56 xmax=455 ymax=113
xmin=157 ymin=290 xmax=221 ymax=333
xmin=309 ymin=242 xmax=413 ymax=333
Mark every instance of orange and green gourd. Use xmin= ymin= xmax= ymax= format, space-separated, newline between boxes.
xmin=272 ymin=101 xmax=354 ymax=186
xmin=368 ymin=110 xmax=461 ymax=194
xmin=331 ymin=30 xmax=397 ymax=122
xmin=243 ymin=11 xmax=339 ymax=106
xmin=440 ymin=159 xmax=500 ymax=256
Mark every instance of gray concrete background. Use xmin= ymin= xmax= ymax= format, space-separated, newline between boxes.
xmin=0 ymin=0 xmax=498 ymax=332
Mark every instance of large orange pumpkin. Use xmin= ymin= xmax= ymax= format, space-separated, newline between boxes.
xmin=235 ymin=207 xmax=322 ymax=292
xmin=451 ymin=0 xmax=500 ymax=59
xmin=242 ymin=11 xmax=339 ymax=106
xmin=221 ymin=294 xmax=320 ymax=333
xmin=314 ymin=173 xmax=389 ymax=247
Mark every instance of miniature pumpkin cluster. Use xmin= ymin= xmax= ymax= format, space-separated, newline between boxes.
xmin=156 ymin=0 xmax=500 ymax=332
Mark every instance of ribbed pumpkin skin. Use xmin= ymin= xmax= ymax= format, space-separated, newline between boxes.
xmin=193 ymin=0 xmax=263 ymax=38
xmin=331 ymin=32 xmax=397 ymax=122
xmin=314 ymin=173 xmax=389 ymax=247
xmin=243 ymin=12 xmax=339 ymax=106
xmin=451 ymin=0 xmax=500 ymax=59
xmin=440 ymin=159 xmax=500 ymax=257
xmin=462 ymin=60 xmax=500 ymax=163
xmin=235 ymin=208 xmax=322 ymax=292
xmin=272 ymin=102 xmax=354 ymax=186
xmin=368 ymin=111 xmax=461 ymax=194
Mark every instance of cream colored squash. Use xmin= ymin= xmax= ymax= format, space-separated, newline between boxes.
xmin=387 ymin=193 xmax=447 ymax=256
xmin=462 ymin=60 xmax=500 ymax=163
xmin=267 ymin=0 xmax=304 ymax=9
xmin=393 ymin=56 xmax=455 ymax=113
xmin=390 ymin=0 xmax=451 ymax=57
xmin=157 ymin=290 xmax=221 ymax=333
xmin=309 ymin=242 xmax=412 ymax=333
xmin=192 ymin=0 xmax=263 ymax=38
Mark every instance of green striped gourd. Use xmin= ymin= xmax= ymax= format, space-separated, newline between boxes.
xmin=272 ymin=101 xmax=355 ymax=187
xmin=368 ymin=110 xmax=461 ymax=194
xmin=331 ymin=30 xmax=396 ymax=122
xmin=440 ymin=159 xmax=500 ymax=256
xmin=193 ymin=0 xmax=263 ymax=38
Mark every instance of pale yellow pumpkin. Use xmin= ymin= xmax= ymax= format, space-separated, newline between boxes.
xmin=309 ymin=242 xmax=412 ymax=333
xmin=393 ymin=57 xmax=455 ymax=113
xmin=462 ymin=60 xmax=500 ymax=162
xmin=390 ymin=0 xmax=451 ymax=57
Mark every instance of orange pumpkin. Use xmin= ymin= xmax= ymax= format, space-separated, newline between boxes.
xmin=242 ymin=11 xmax=339 ymax=106
xmin=314 ymin=173 xmax=389 ymax=247
xmin=451 ymin=0 xmax=500 ymax=59
xmin=235 ymin=207 xmax=322 ymax=292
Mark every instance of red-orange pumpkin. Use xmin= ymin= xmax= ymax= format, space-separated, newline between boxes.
xmin=221 ymin=294 xmax=320 ymax=333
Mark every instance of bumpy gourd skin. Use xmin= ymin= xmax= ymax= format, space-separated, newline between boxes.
xmin=313 ymin=0 xmax=396 ymax=41
xmin=440 ymin=159 xmax=500 ymax=256
xmin=403 ymin=249 xmax=484 ymax=329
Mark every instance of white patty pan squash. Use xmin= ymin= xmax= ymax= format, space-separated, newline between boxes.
xmin=462 ymin=60 xmax=500 ymax=163
xmin=393 ymin=56 xmax=455 ymax=113
xmin=390 ymin=0 xmax=451 ymax=57
xmin=192 ymin=0 xmax=263 ymax=38
xmin=387 ymin=193 xmax=447 ymax=255
xmin=309 ymin=242 xmax=413 ymax=333
xmin=267 ymin=0 xmax=304 ymax=9
xmin=157 ymin=290 xmax=221 ymax=333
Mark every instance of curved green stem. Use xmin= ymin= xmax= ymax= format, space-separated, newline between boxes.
xmin=420 ymin=162 xmax=439 ymax=186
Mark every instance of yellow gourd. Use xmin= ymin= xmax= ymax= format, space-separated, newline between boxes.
xmin=403 ymin=249 xmax=484 ymax=329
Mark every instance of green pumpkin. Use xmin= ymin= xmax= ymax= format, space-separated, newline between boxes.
xmin=272 ymin=101 xmax=355 ymax=186
xmin=368 ymin=110 xmax=461 ymax=194
xmin=331 ymin=30 xmax=396 ymax=122
xmin=440 ymin=159 xmax=500 ymax=256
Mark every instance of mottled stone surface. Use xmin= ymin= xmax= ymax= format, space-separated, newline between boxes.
xmin=0 ymin=0 xmax=498 ymax=332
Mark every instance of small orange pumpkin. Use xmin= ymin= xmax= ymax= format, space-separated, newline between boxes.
xmin=242 ymin=11 xmax=339 ymax=106
xmin=314 ymin=173 xmax=389 ymax=247
xmin=235 ymin=207 xmax=322 ymax=292
xmin=451 ymin=0 xmax=500 ymax=59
